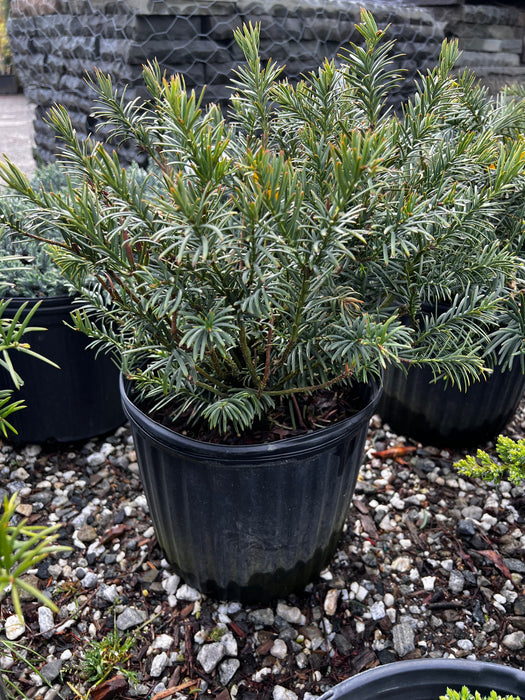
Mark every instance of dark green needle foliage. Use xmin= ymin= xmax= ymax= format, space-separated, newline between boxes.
xmin=0 ymin=10 xmax=523 ymax=436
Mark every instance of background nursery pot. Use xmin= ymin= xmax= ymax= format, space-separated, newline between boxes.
xmin=121 ymin=376 xmax=381 ymax=603
xmin=378 ymin=361 xmax=525 ymax=448
xmin=0 ymin=296 xmax=123 ymax=443
xmin=319 ymin=659 xmax=525 ymax=700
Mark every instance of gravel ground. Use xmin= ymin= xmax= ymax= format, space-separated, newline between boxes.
xmin=0 ymin=401 xmax=524 ymax=700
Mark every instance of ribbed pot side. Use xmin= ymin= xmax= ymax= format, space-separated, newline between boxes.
xmin=120 ymin=376 xmax=381 ymax=603
xmin=319 ymin=658 xmax=525 ymax=700
xmin=0 ymin=296 xmax=124 ymax=444
xmin=379 ymin=362 xmax=525 ymax=448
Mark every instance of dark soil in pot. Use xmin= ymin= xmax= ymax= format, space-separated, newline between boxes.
xmin=379 ymin=361 xmax=525 ymax=448
xmin=319 ymin=658 xmax=525 ymax=700
xmin=120 ymin=375 xmax=382 ymax=603
xmin=0 ymin=296 xmax=124 ymax=443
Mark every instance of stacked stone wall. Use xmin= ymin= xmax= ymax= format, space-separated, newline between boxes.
xmin=431 ymin=3 xmax=525 ymax=93
xmin=6 ymin=1 xmax=525 ymax=163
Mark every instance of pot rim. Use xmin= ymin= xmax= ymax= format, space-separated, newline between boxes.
xmin=1 ymin=294 xmax=82 ymax=314
xmin=319 ymin=659 xmax=525 ymax=699
xmin=120 ymin=373 xmax=382 ymax=461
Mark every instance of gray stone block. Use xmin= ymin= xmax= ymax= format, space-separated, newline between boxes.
xmin=456 ymin=50 xmax=521 ymax=68
xmin=459 ymin=37 xmax=523 ymax=54
xmin=133 ymin=14 xmax=202 ymax=42
xmin=451 ymin=21 xmax=524 ymax=41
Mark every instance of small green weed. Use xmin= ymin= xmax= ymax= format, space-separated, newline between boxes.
xmin=80 ymin=628 xmax=138 ymax=687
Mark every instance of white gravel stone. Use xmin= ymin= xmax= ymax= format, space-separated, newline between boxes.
xmin=480 ymin=514 xmax=498 ymax=531
xmin=390 ymin=493 xmax=405 ymax=510
xmin=98 ymin=583 xmax=119 ymax=604
xmin=149 ymin=634 xmax=174 ymax=652
xmin=23 ymin=444 xmax=42 ymax=458
xmin=391 ymin=556 xmax=412 ymax=572
xmin=12 ymin=467 xmax=30 ymax=481
xmin=0 ymin=652 xmax=14 ymax=670
xmin=176 ymin=584 xmax=202 ymax=602
xmin=276 ymin=603 xmax=306 ymax=626
xmin=38 ymin=607 xmax=55 ymax=637
xmin=448 ymin=570 xmax=465 ymax=594
xmin=4 ymin=614 xmax=25 ymax=640
xmin=350 ymin=581 xmax=368 ymax=602
xmin=221 ymin=631 xmax=238 ymax=657
xmin=252 ymin=667 xmax=272 ymax=682
xmin=384 ymin=593 xmax=395 ymax=607
xmin=324 ymin=588 xmax=339 ymax=616
xmin=370 ymin=601 xmax=386 ymax=620
xmin=194 ymin=629 xmax=208 ymax=644
xmin=219 ymin=658 xmax=240 ymax=685
xmin=86 ymin=452 xmax=107 ymax=467
xmin=273 ymin=686 xmax=298 ymax=700
xmin=379 ymin=514 xmax=396 ymax=531
xmin=249 ymin=608 xmax=275 ymax=627
xmin=197 ymin=642 xmax=226 ymax=673
xmin=457 ymin=639 xmax=474 ymax=652
xmin=271 ymin=639 xmax=288 ymax=659
xmin=162 ymin=574 xmax=180 ymax=596
xmin=422 ymin=576 xmax=436 ymax=591
xmin=150 ymin=651 xmax=168 ymax=677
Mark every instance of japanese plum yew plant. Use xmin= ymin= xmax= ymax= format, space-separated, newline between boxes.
xmin=0 ymin=10 xmax=523 ymax=438
xmin=455 ymin=434 xmax=525 ymax=485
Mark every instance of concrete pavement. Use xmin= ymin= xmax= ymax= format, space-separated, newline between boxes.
xmin=0 ymin=93 xmax=35 ymax=178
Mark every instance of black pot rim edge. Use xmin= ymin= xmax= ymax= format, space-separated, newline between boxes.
xmin=119 ymin=373 xmax=382 ymax=461
xmin=2 ymin=295 xmax=80 ymax=313
xmin=319 ymin=659 xmax=525 ymax=699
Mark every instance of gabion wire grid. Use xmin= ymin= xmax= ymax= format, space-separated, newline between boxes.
xmin=7 ymin=0 xmax=445 ymax=162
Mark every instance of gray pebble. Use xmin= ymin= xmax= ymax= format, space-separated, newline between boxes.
xmin=249 ymin=608 xmax=275 ymax=627
xmin=504 ymin=558 xmax=525 ymax=574
xmin=116 ymin=607 xmax=147 ymax=631
xmin=150 ymin=652 xmax=168 ymax=678
xmin=219 ymin=658 xmax=240 ymax=685
xmin=276 ymin=603 xmax=306 ymax=626
xmin=82 ymin=572 xmax=99 ymax=589
xmin=462 ymin=506 xmax=483 ymax=520
xmin=271 ymin=639 xmax=288 ymax=659
xmin=40 ymin=659 xmax=62 ymax=682
xmin=448 ymin=570 xmax=465 ymax=594
xmin=458 ymin=519 xmax=476 ymax=537
xmin=273 ymin=687 xmax=298 ymax=700
xmin=197 ymin=642 xmax=225 ymax=673
xmin=502 ymin=631 xmax=525 ymax=651
xmin=392 ymin=622 xmax=415 ymax=657
xmin=38 ymin=607 xmax=55 ymax=638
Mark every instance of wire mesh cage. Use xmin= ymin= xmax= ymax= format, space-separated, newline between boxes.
xmin=7 ymin=0 xmax=446 ymax=161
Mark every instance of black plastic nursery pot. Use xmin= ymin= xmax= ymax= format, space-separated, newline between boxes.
xmin=378 ymin=361 xmax=525 ymax=448
xmin=319 ymin=659 xmax=525 ymax=700
xmin=1 ymin=296 xmax=124 ymax=443
xmin=120 ymin=375 xmax=381 ymax=603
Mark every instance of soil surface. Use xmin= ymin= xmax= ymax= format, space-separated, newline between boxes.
xmin=0 ymin=400 xmax=524 ymax=700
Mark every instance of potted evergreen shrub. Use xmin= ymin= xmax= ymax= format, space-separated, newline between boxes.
xmin=372 ymin=53 xmax=525 ymax=447
xmin=318 ymin=659 xmax=525 ymax=700
xmin=0 ymin=11 xmax=522 ymax=601
xmin=0 ymin=164 xmax=124 ymax=443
